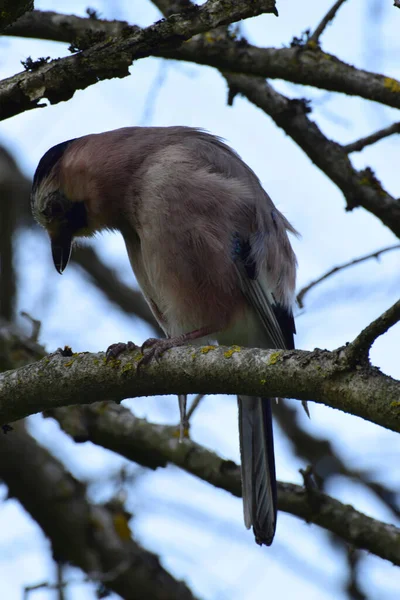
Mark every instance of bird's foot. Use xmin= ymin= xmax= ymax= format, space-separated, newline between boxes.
xmin=106 ymin=340 xmax=138 ymax=362
xmin=138 ymin=337 xmax=177 ymax=367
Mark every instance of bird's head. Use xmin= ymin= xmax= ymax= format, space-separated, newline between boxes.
xmin=31 ymin=139 xmax=95 ymax=274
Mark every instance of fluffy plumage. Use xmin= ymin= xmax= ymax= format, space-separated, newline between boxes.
xmin=31 ymin=127 xmax=298 ymax=545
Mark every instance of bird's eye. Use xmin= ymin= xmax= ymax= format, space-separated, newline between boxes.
xmin=41 ymin=196 xmax=64 ymax=219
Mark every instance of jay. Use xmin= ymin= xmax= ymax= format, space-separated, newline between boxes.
xmin=31 ymin=127 xmax=298 ymax=546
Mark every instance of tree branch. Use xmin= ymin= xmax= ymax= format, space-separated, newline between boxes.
xmin=0 ymin=0 xmax=277 ymax=122
xmin=0 ymin=0 xmax=33 ymax=33
xmin=0 ymin=421 xmax=198 ymax=600
xmin=345 ymin=299 xmax=400 ymax=366
xmin=4 ymin=9 xmax=131 ymax=41
xmin=274 ymin=399 xmax=400 ymax=519
xmin=48 ymin=402 xmax=400 ymax=566
xmin=344 ymin=122 xmax=400 ymax=153
xmin=0 ymin=148 xmax=18 ymax=321
xmin=0 ymin=339 xmax=399 ymax=432
xmin=296 ymin=244 xmax=400 ymax=308
xmin=309 ymin=0 xmax=348 ymax=44
xmin=223 ymin=73 xmax=400 ymax=239
xmin=4 ymin=10 xmax=400 ymax=113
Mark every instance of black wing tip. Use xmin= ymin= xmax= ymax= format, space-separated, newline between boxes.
xmin=254 ymin=526 xmax=276 ymax=547
xmin=272 ymin=303 xmax=296 ymax=350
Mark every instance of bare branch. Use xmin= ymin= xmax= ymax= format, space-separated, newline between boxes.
xmin=152 ymin=0 xmax=193 ymax=18
xmin=344 ymin=122 xmax=400 ymax=153
xmin=296 ymin=244 xmax=400 ymax=308
xmin=0 ymin=0 xmax=33 ymax=33
xmin=4 ymin=11 xmax=400 ymax=113
xmin=0 ymin=339 xmax=399 ymax=432
xmin=4 ymin=9 xmax=131 ymax=41
xmin=345 ymin=299 xmax=400 ymax=366
xmin=186 ymin=393 xmax=206 ymax=421
xmin=0 ymin=422 xmax=198 ymax=600
xmin=0 ymin=168 xmax=17 ymax=321
xmin=309 ymin=0 xmax=348 ymax=44
xmin=274 ymin=399 xmax=400 ymax=519
xmin=0 ymin=0 xmax=277 ymax=122
xmin=223 ymin=73 xmax=400 ymax=239
xmin=49 ymin=402 xmax=400 ymax=565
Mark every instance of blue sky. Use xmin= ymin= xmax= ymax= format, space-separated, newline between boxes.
xmin=0 ymin=1 xmax=399 ymax=599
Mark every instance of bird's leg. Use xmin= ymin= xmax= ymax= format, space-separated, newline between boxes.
xmin=178 ymin=394 xmax=187 ymax=442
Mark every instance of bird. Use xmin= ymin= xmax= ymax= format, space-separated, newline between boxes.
xmin=31 ymin=126 xmax=298 ymax=546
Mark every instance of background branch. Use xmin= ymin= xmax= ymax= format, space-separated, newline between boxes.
xmin=47 ymin=402 xmax=400 ymax=565
xmin=223 ymin=72 xmax=400 ymax=239
xmin=4 ymin=10 xmax=400 ymax=112
xmin=0 ymin=0 xmax=277 ymax=122
xmin=309 ymin=0 xmax=348 ymax=44
xmin=345 ymin=299 xmax=400 ymax=366
xmin=296 ymin=244 xmax=400 ymax=308
xmin=344 ymin=122 xmax=400 ymax=153
xmin=0 ymin=0 xmax=33 ymax=32
xmin=0 ymin=421 xmax=198 ymax=600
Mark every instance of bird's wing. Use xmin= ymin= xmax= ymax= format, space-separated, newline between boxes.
xmin=232 ymin=233 xmax=295 ymax=351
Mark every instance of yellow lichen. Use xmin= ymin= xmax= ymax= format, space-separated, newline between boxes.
xmin=121 ymin=363 xmax=134 ymax=374
xmin=268 ymin=351 xmax=282 ymax=365
xmin=200 ymin=345 xmax=216 ymax=354
xmin=172 ymin=427 xmax=190 ymax=439
xmin=64 ymin=360 xmax=74 ymax=368
xmin=260 ymin=379 xmax=266 ymax=385
xmin=113 ymin=513 xmax=132 ymax=541
xmin=390 ymin=401 xmax=400 ymax=408
xmin=384 ymin=77 xmax=400 ymax=93
xmin=224 ymin=345 xmax=241 ymax=358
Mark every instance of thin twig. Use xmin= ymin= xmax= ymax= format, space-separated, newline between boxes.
xmin=344 ymin=122 xmax=400 ymax=153
xmin=56 ymin=563 xmax=66 ymax=600
xmin=345 ymin=299 xmax=400 ymax=366
xmin=20 ymin=311 xmax=42 ymax=342
xmin=296 ymin=244 xmax=400 ymax=308
xmin=309 ymin=0 xmax=348 ymax=44
xmin=186 ymin=393 xmax=206 ymax=421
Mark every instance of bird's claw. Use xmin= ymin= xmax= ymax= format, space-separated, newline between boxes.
xmin=106 ymin=341 xmax=138 ymax=362
xmin=137 ymin=338 xmax=175 ymax=369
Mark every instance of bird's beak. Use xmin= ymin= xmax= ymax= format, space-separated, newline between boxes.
xmin=50 ymin=230 xmax=72 ymax=274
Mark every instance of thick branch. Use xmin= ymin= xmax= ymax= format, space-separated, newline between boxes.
xmin=0 ymin=0 xmax=277 ymax=122
xmin=296 ymin=244 xmax=400 ymax=308
xmin=5 ymin=9 xmax=130 ymax=41
xmin=0 ymin=342 xmax=399 ymax=432
xmin=4 ymin=10 xmax=400 ymax=113
xmin=0 ymin=149 xmax=18 ymax=321
xmin=224 ymin=73 xmax=400 ymax=239
xmin=49 ymin=402 xmax=400 ymax=566
xmin=0 ymin=0 xmax=33 ymax=32
xmin=0 ymin=422 xmax=198 ymax=600
xmin=345 ymin=299 xmax=400 ymax=366
xmin=344 ymin=122 xmax=400 ymax=153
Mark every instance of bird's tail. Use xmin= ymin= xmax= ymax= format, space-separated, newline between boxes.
xmin=238 ymin=395 xmax=277 ymax=546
